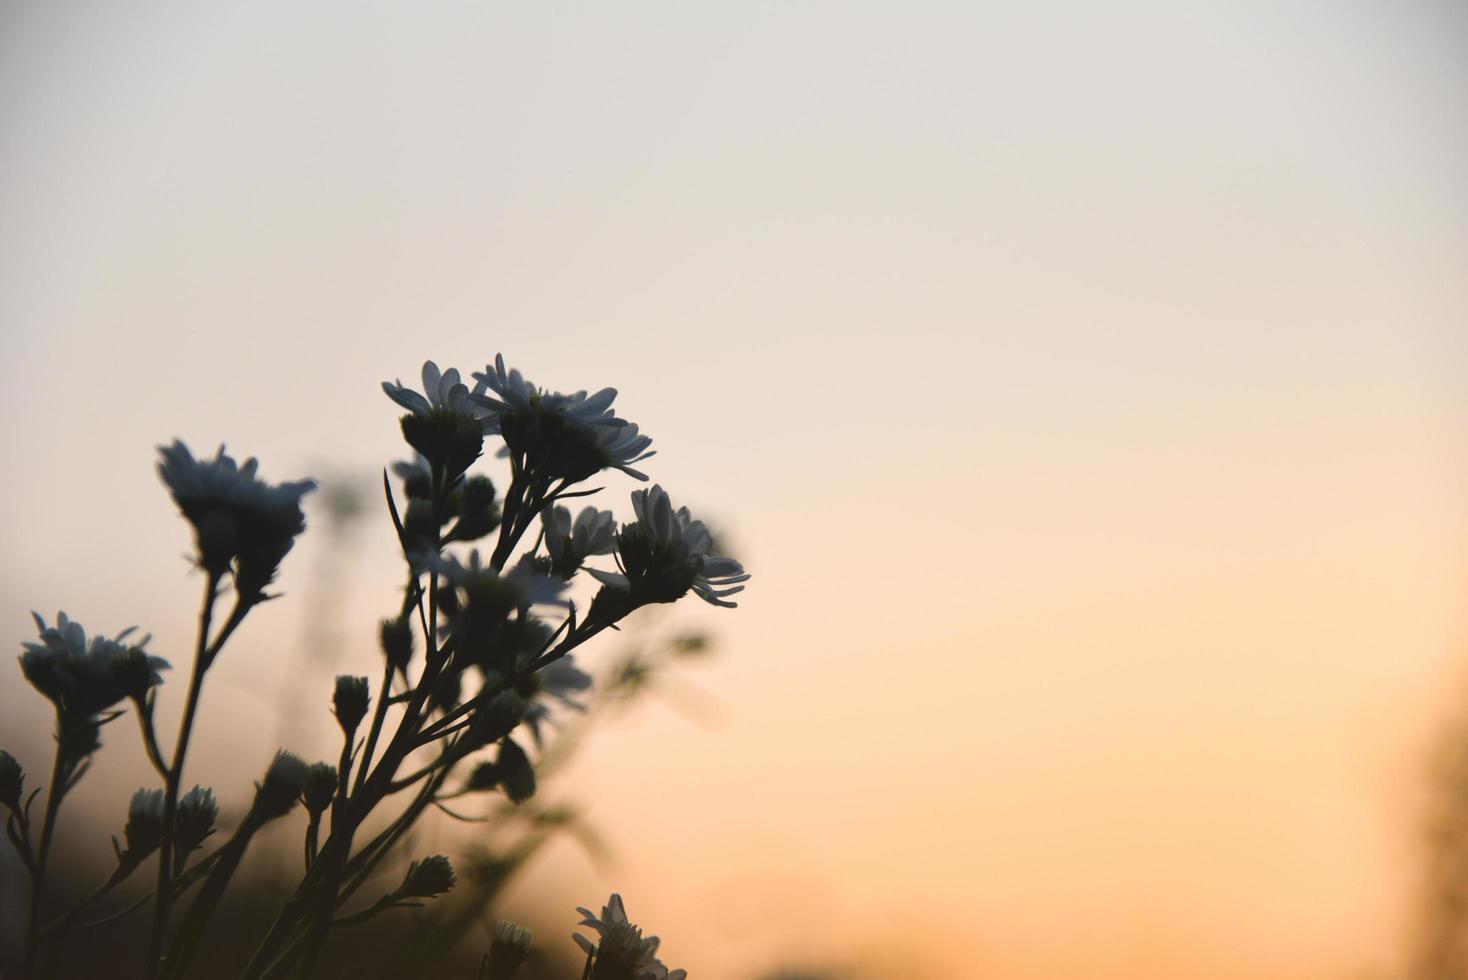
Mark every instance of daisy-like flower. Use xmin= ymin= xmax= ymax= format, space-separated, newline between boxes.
xmin=420 ymin=550 xmax=571 ymax=610
xmin=383 ymin=361 xmax=494 ymax=477
xmin=589 ymin=485 xmax=749 ymax=608
xmin=157 ymin=441 xmax=316 ymax=603
xmin=471 ymin=354 xmax=655 ymax=483
xmin=481 ymin=654 xmax=592 ymax=748
xmin=542 ymin=504 xmax=617 ymax=577
xmin=485 ymin=919 xmax=534 ymax=980
xmin=20 ymin=612 xmax=169 ymax=717
xmin=382 ymin=361 xmax=490 ymax=422
xmin=573 ymin=894 xmax=686 ymax=980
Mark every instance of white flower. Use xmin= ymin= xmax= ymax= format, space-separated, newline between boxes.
xmin=382 ymin=361 xmax=493 ymax=426
xmin=122 ymin=787 xmax=166 ymax=860
xmin=589 ymin=485 xmax=749 ymax=608
xmin=543 ymin=505 xmax=617 ymax=573
xmin=471 ymin=354 xmax=656 ymax=481
xmin=521 ymin=655 xmax=592 ymax=746
xmin=20 ymin=612 xmax=167 ymax=715
xmin=157 ymin=441 xmax=316 ymax=596
xmin=573 ymin=894 xmax=687 ymax=980
xmin=419 ymin=549 xmax=570 ymax=610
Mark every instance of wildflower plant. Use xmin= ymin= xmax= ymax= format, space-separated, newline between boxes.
xmin=2 ymin=354 xmax=742 ymax=978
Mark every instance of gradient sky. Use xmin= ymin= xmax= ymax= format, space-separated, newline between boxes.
xmin=2 ymin=3 xmax=1466 ymax=977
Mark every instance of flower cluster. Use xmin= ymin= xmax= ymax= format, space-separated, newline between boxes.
xmin=4 ymin=353 xmax=741 ymax=978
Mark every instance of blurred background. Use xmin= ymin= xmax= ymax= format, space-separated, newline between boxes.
xmin=1 ymin=2 xmax=1466 ymax=977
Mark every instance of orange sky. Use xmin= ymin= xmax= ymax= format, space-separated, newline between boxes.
xmin=1 ymin=3 xmax=1466 ymax=977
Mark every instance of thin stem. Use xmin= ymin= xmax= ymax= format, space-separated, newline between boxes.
xmin=146 ymin=571 xmax=222 ymax=980
xmin=136 ymin=703 xmax=169 ymax=778
xmin=23 ymin=740 xmax=70 ymax=972
xmin=304 ymin=816 xmax=319 ymax=873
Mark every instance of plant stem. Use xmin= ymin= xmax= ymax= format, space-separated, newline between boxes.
xmin=23 ymin=740 xmax=70 ymax=972
xmin=146 ymin=571 xmax=221 ymax=980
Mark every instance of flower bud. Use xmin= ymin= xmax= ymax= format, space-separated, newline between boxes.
xmin=301 ymin=762 xmax=338 ymax=816
xmin=461 ymin=691 xmax=527 ymax=752
xmin=398 ymin=854 xmax=456 ymax=899
xmin=333 ymin=675 xmax=370 ymax=736
xmin=495 ymin=737 xmax=535 ymax=804
xmin=175 ymin=786 xmax=218 ymax=855
xmin=255 ymin=750 xmax=309 ymax=820
xmin=0 ymin=751 xmax=23 ymax=814
xmin=447 ymin=475 xmax=500 ymax=543
xmin=122 ymin=788 xmax=166 ymax=864
xmin=379 ymin=617 xmax=414 ymax=676
xmin=485 ymin=920 xmax=533 ymax=980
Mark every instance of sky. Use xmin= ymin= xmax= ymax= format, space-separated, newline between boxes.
xmin=1 ymin=2 xmax=1466 ymax=977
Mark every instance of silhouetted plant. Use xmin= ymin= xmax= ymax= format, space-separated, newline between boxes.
xmin=3 ymin=355 xmax=743 ymax=978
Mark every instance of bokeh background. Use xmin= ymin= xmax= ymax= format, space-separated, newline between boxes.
xmin=2 ymin=3 xmax=1466 ymax=977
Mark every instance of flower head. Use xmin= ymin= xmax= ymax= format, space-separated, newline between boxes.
xmin=542 ymin=505 xmax=616 ymax=578
xmin=472 ymin=354 xmax=655 ymax=483
xmin=301 ymin=761 xmax=338 ymax=816
xmin=20 ymin=612 xmax=168 ymax=718
xmin=333 ymin=675 xmax=371 ymax=735
xmin=383 ymin=361 xmax=494 ymax=477
xmin=399 ymin=854 xmax=456 ymax=899
xmin=485 ymin=920 xmax=534 ymax=980
xmin=119 ymin=787 xmax=166 ymax=865
xmin=157 ymin=441 xmax=315 ymax=602
xmin=255 ymin=750 xmax=310 ymax=820
xmin=589 ymin=485 xmax=749 ymax=609
xmin=422 ymin=550 xmax=570 ymax=636
xmin=573 ymin=894 xmax=686 ymax=980
xmin=175 ymin=786 xmax=218 ymax=855
xmin=520 ymin=656 xmax=592 ymax=748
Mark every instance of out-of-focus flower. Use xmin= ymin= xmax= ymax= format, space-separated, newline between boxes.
xmin=520 ymin=656 xmax=592 ymax=747
xmin=333 ymin=675 xmax=370 ymax=736
xmin=255 ymin=750 xmax=310 ymax=820
xmin=573 ymin=894 xmax=686 ymax=980
xmin=589 ymin=485 xmax=749 ymax=608
xmin=120 ymin=788 xmax=166 ymax=865
xmin=542 ymin=505 xmax=616 ymax=578
xmin=485 ymin=920 xmax=534 ymax=980
xmin=157 ymin=441 xmax=315 ymax=602
xmin=0 ymin=751 xmax=22 ymax=813
xmin=398 ymin=854 xmax=456 ymax=898
xmin=472 ymin=354 xmax=655 ymax=483
xmin=20 ymin=612 xmax=168 ymax=718
xmin=175 ymin=786 xmax=218 ymax=855
xmin=425 ymin=550 xmax=570 ymax=614
xmin=301 ymin=762 xmax=338 ymax=816
xmin=392 ymin=453 xmax=434 ymax=501
xmin=383 ymin=362 xmax=492 ymax=477
xmin=495 ymin=737 xmax=536 ymax=804
xmin=379 ymin=617 xmax=415 ymax=677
